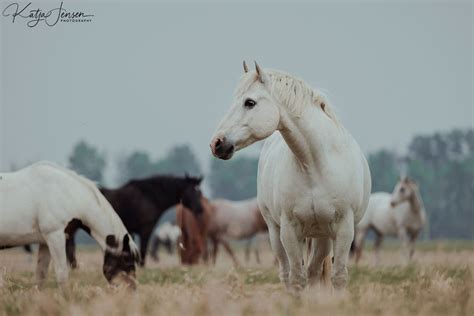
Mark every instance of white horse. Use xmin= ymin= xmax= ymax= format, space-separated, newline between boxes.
xmin=354 ymin=177 xmax=426 ymax=265
xmin=207 ymin=197 xmax=267 ymax=265
xmin=150 ymin=222 xmax=181 ymax=261
xmin=210 ymin=62 xmax=371 ymax=291
xmin=0 ymin=161 xmax=140 ymax=288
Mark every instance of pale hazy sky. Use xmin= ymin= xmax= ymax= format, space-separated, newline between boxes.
xmin=1 ymin=0 xmax=472 ymax=185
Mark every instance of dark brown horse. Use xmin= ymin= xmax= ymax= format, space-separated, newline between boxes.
xmin=66 ymin=174 xmax=203 ymax=267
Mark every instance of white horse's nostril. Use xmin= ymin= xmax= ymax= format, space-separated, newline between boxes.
xmin=215 ymin=138 xmax=223 ymax=150
xmin=210 ymin=137 xmax=225 ymax=156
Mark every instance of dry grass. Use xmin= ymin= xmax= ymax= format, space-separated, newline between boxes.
xmin=0 ymin=241 xmax=473 ymax=316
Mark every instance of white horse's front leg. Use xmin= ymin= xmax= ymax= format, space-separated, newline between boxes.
xmin=408 ymin=232 xmax=419 ymax=261
xmin=397 ymin=227 xmax=410 ymax=265
xmin=44 ymin=230 xmax=69 ymax=288
xmin=280 ymin=218 xmax=306 ymax=292
xmin=267 ymin=221 xmax=290 ymax=288
xmin=36 ymin=244 xmax=51 ymax=288
xmin=332 ymin=211 xmax=354 ymax=290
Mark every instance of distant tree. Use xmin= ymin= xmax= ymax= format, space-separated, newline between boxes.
xmin=117 ymin=144 xmax=202 ymax=185
xmin=209 ymin=155 xmax=258 ymax=200
xmin=117 ymin=151 xmax=155 ymax=184
xmin=406 ymin=128 xmax=474 ymax=239
xmin=367 ymin=149 xmax=399 ymax=193
xmin=155 ymin=144 xmax=202 ymax=176
xmin=68 ymin=140 xmax=106 ymax=183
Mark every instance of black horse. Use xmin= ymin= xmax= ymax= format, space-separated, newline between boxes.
xmin=66 ymin=174 xmax=203 ymax=267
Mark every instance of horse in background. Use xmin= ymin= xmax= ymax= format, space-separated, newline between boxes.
xmin=354 ymin=177 xmax=426 ymax=265
xmin=66 ymin=174 xmax=203 ymax=267
xmin=207 ymin=197 xmax=268 ymax=266
xmin=210 ymin=62 xmax=371 ymax=291
xmin=243 ymin=233 xmax=269 ymax=264
xmin=150 ymin=222 xmax=181 ymax=261
xmin=0 ymin=162 xmax=140 ymax=288
xmin=177 ymin=196 xmax=212 ymax=265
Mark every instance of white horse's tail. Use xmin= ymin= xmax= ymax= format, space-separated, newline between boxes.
xmin=306 ymin=238 xmax=333 ymax=287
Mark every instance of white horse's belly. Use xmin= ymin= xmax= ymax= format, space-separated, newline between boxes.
xmin=0 ymin=232 xmax=44 ymax=246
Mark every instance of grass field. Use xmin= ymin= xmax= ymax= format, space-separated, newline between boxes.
xmin=0 ymin=241 xmax=473 ymax=316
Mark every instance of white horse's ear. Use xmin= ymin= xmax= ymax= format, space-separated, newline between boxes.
xmin=243 ymin=60 xmax=249 ymax=73
xmin=255 ymin=61 xmax=265 ymax=83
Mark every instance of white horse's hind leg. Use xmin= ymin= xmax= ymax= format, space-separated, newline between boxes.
xmin=244 ymin=239 xmax=252 ymax=263
xmin=36 ymin=244 xmax=51 ymax=287
xmin=280 ymin=219 xmax=306 ymax=292
xmin=354 ymin=227 xmax=368 ymax=264
xmin=254 ymin=236 xmax=261 ymax=264
xmin=332 ymin=211 xmax=354 ymax=290
xmin=44 ymin=230 xmax=69 ymax=288
xmin=373 ymin=231 xmax=383 ymax=266
xmin=307 ymin=237 xmax=332 ymax=287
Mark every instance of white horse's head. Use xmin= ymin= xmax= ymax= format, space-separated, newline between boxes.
xmin=390 ymin=177 xmax=417 ymax=207
xmin=103 ymin=234 xmax=140 ymax=289
xmin=210 ymin=61 xmax=280 ymax=160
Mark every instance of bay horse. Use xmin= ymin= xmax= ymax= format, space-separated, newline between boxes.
xmin=210 ymin=62 xmax=371 ymax=291
xmin=0 ymin=161 xmax=140 ymax=288
xmin=207 ymin=197 xmax=268 ymax=266
xmin=354 ymin=177 xmax=426 ymax=265
xmin=176 ymin=196 xmax=212 ymax=265
xmin=66 ymin=174 xmax=203 ymax=267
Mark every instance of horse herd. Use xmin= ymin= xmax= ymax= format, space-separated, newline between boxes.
xmin=0 ymin=62 xmax=426 ymax=294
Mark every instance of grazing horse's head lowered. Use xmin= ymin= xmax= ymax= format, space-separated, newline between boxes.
xmin=210 ymin=61 xmax=281 ymax=160
xmin=103 ymin=234 xmax=140 ymax=289
xmin=390 ymin=177 xmax=417 ymax=207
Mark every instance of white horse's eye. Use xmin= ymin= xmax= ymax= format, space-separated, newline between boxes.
xmin=244 ymin=98 xmax=256 ymax=108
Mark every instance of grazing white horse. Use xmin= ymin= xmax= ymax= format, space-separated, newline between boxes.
xmin=354 ymin=177 xmax=426 ymax=265
xmin=210 ymin=62 xmax=371 ymax=291
xmin=0 ymin=161 xmax=140 ymax=288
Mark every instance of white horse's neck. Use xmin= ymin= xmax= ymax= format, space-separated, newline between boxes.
xmin=278 ymin=101 xmax=342 ymax=177
xmin=409 ymin=188 xmax=425 ymax=217
xmin=86 ymin=200 xmax=127 ymax=251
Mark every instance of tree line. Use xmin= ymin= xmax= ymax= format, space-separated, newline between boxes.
xmin=68 ymin=128 xmax=473 ymax=239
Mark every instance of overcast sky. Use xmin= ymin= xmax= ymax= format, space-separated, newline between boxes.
xmin=1 ymin=0 xmax=472 ymax=185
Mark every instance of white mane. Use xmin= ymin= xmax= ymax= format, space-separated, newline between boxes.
xmin=236 ymin=69 xmax=339 ymax=123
